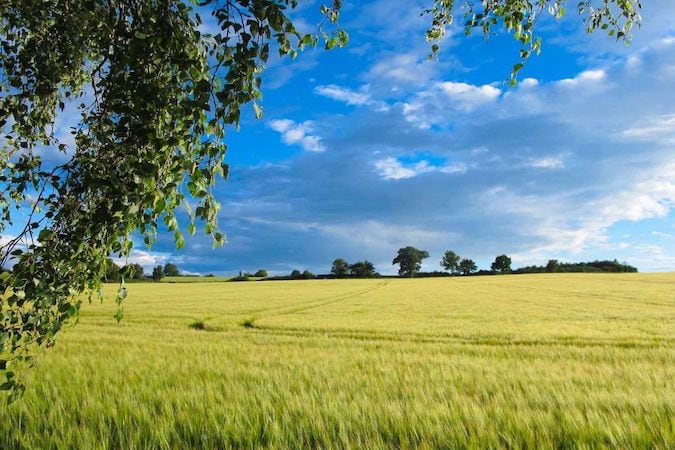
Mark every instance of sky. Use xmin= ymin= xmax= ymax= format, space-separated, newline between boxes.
xmin=9 ymin=0 xmax=675 ymax=276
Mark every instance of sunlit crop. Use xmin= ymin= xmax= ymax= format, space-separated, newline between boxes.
xmin=3 ymin=273 xmax=673 ymax=449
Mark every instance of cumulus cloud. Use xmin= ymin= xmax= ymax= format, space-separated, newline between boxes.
xmin=557 ymin=69 xmax=607 ymax=87
xmin=437 ymin=81 xmax=501 ymax=110
xmin=402 ymin=80 xmax=501 ymax=128
xmin=520 ymin=78 xmax=539 ymax=88
xmin=269 ymin=119 xmax=325 ymax=152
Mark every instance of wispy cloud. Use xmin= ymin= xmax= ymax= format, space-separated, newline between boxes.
xmin=621 ymin=114 xmax=675 ymax=142
xmin=314 ymin=84 xmax=372 ymax=106
xmin=527 ymin=156 xmax=565 ymax=169
xmin=374 ymin=157 xmax=467 ymax=180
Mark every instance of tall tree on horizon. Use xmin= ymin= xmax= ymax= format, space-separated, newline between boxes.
xmin=459 ymin=259 xmax=478 ymax=276
xmin=491 ymin=255 xmax=513 ymax=274
xmin=441 ymin=250 xmax=461 ymax=274
xmin=393 ymin=247 xmax=430 ymax=278
xmin=331 ymin=259 xmax=350 ymax=278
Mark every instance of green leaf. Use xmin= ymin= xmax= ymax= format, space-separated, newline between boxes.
xmin=253 ymin=102 xmax=263 ymax=119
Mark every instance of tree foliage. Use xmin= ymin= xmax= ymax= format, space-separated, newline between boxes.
xmin=440 ymin=250 xmax=461 ymax=274
xmin=491 ymin=254 xmax=512 ymax=274
xmin=425 ymin=0 xmax=641 ymax=83
xmin=349 ymin=260 xmax=376 ymax=278
xmin=105 ymin=259 xmax=121 ymax=282
xmin=393 ymin=247 xmax=429 ymax=278
xmin=0 ymin=0 xmax=642 ymax=397
xmin=152 ymin=266 xmax=164 ymax=282
xmin=331 ymin=258 xmax=350 ymax=278
xmin=163 ymin=263 xmax=180 ymax=277
xmin=459 ymin=259 xmax=478 ymax=276
xmin=0 ymin=0 xmax=345 ymax=398
xmin=122 ymin=263 xmax=145 ymax=280
xmin=546 ymin=259 xmax=560 ymax=273
xmin=515 ymin=259 xmax=637 ymax=274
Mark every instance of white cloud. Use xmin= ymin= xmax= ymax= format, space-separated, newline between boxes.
xmin=437 ymin=81 xmax=501 ymax=110
xmin=374 ymin=157 xmax=467 ymax=180
xmin=557 ymin=69 xmax=607 ymax=87
xmin=368 ymin=53 xmax=439 ymax=85
xmin=314 ymin=84 xmax=371 ymax=105
xmin=520 ymin=78 xmax=539 ymax=88
xmin=484 ymin=163 xmax=675 ymax=261
xmin=528 ymin=156 xmax=565 ymax=169
xmin=0 ymin=234 xmax=18 ymax=247
xmin=269 ymin=119 xmax=325 ymax=152
xmin=374 ymin=157 xmax=431 ymax=180
xmin=658 ymin=36 xmax=675 ymax=47
xmin=401 ymin=80 xmax=501 ymax=128
xmin=621 ymin=114 xmax=675 ymax=142
xmin=112 ymin=249 xmax=169 ymax=272
xmin=596 ymin=169 xmax=675 ymax=223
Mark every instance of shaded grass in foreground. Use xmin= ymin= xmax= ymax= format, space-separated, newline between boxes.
xmin=2 ymin=274 xmax=674 ymax=449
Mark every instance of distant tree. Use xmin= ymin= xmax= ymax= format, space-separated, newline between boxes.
xmin=331 ymin=258 xmax=350 ymax=278
xmin=104 ymin=259 xmax=121 ymax=282
xmin=440 ymin=250 xmax=461 ymax=274
xmin=491 ymin=255 xmax=512 ymax=274
xmin=393 ymin=247 xmax=429 ymax=277
xmin=122 ymin=263 xmax=144 ymax=280
xmin=546 ymin=259 xmax=560 ymax=273
xmin=152 ymin=266 xmax=164 ymax=282
xmin=459 ymin=259 xmax=478 ymax=276
xmin=163 ymin=263 xmax=180 ymax=277
xmin=254 ymin=269 xmax=268 ymax=278
xmin=290 ymin=270 xmax=302 ymax=279
xmin=301 ymin=270 xmax=316 ymax=279
xmin=349 ymin=261 xmax=377 ymax=278
xmin=513 ymin=259 xmax=638 ymax=274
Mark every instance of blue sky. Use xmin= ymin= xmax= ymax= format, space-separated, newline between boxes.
xmin=139 ymin=0 xmax=675 ymax=276
xmin=16 ymin=0 xmax=675 ymax=276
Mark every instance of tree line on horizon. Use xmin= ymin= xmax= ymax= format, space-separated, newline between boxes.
xmin=99 ymin=248 xmax=638 ymax=283
xmin=260 ymin=247 xmax=638 ymax=280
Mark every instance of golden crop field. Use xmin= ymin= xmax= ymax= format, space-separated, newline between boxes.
xmin=2 ymin=273 xmax=674 ymax=449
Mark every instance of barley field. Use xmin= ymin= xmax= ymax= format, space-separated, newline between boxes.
xmin=2 ymin=274 xmax=674 ymax=449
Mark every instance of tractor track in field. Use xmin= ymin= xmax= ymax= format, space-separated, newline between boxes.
xmin=261 ymin=280 xmax=390 ymax=319
xmin=245 ymin=324 xmax=674 ymax=349
xmin=207 ymin=281 xmax=390 ymax=327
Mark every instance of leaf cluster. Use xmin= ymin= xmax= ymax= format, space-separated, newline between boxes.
xmin=424 ymin=0 xmax=641 ymax=83
xmin=0 ymin=0 xmax=346 ymax=397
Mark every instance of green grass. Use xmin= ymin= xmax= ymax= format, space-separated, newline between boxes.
xmin=2 ymin=274 xmax=674 ymax=449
